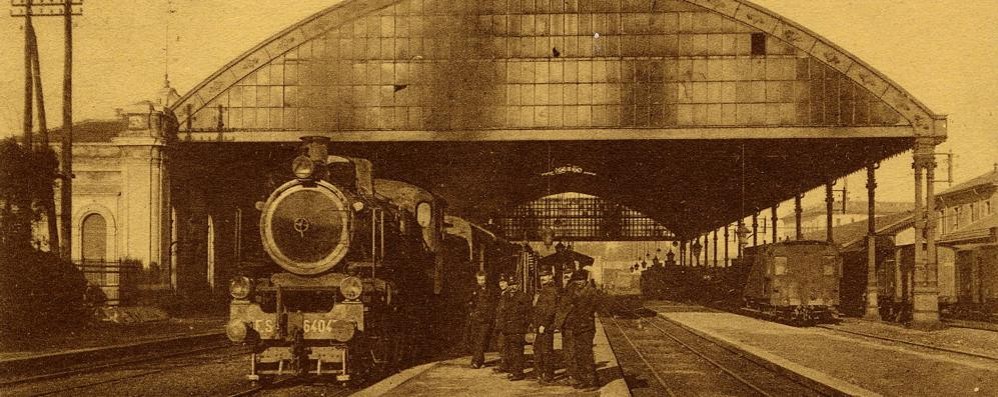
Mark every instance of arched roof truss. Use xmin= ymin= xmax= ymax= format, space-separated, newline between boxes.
xmin=172 ymin=0 xmax=946 ymax=141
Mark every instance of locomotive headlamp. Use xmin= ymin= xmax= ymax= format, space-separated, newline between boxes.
xmin=292 ymin=155 xmax=316 ymax=179
xmin=225 ymin=319 xmax=249 ymax=342
xmin=340 ymin=276 xmax=363 ymax=300
xmin=229 ymin=276 xmax=253 ymax=299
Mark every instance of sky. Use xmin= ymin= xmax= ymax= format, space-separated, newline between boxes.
xmin=1 ymin=0 xmax=996 ymax=212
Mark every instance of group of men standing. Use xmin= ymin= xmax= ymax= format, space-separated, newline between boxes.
xmin=466 ymin=265 xmax=600 ymax=392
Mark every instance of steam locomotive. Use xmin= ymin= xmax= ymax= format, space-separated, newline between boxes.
xmin=224 ymin=137 xmax=445 ymax=383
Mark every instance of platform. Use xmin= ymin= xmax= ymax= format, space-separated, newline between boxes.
xmin=354 ymin=318 xmax=629 ymax=397
xmin=646 ymin=302 xmax=998 ymax=397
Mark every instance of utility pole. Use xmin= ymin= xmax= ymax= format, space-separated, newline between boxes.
xmin=30 ymin=27 xmax=47 ymax=146
xmin=12 ymin=0 xmax=83 ymax=260
xmin=21 ymin=0 xmax=34 ymax=149
xmin=30 ymin=16 xmax=60 ymax=254
xmin=61 ymin=0 xmax=76 ymax=261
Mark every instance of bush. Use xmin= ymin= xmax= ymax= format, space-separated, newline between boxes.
xmin=0 ymin=247 xmax=88 ymax=342
xmin=0 ymin=138 xmax=86 ymax=342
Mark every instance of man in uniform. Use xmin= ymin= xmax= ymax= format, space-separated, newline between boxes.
xmin=553 ymin=268 xmax=577 ymax=385
xmin=559 ymin=269 xmax=600 ymax=391
xmin=467 ymin=271 xmax=494 ymax=369
xmin=531 ymin=268 xmax=559 ymax=384
xmin=494 ymin=274 xmax=532 ymax=381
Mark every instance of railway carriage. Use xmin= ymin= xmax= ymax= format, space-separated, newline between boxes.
xmin=741 ymin=240 xmax=842 ymax=324
xmin=641 ymin=240 xmax=842 ymax=325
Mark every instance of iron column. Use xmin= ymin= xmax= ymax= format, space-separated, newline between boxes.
xmin=795 ymin=194 xmax=803 ymax=240
xmin=723 ymin=225 xmax=729 ymax=266
xmin=771 ymin=206 xmax=778 ymax=243
xmin=864 ymin=162 xmax=880 ymax=320
xmin=712 ymin=230 xmax=718 ymax=267
xmin=825 ymin=182 xmax=835 ymax=242
xmin=912 ymin=138 xmax=941 ymax=329
xmin=752 ymin=213 xmax=758 ymax=246
xmin=703 ymin=234 xmax=709 ymax=266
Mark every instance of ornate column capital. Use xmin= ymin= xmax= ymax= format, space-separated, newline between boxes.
xmin=913 ymin=137 xmax=939 ymax=167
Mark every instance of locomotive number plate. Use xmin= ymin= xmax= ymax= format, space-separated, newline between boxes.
xmin=303 ymin=319 xmax=336 ymax=334
xmin=303 ymin=317 xmax=355 ymax=341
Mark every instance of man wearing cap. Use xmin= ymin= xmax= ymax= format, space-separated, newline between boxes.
xmin=532 ymin=267 xmax=560 ymax=384
xmin=467 ymin=271 xmax=495 ymax=369
xmin=566 ymin=269 xmax=600 ymax=391
xmin=494 ymin=274 xmax=532 ymax=381
xmin=557 ymin=269 xmax=600 ymax=391
xmin=553 ymin=268 xmax=577 ymax=385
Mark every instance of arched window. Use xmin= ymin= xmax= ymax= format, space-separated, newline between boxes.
xmin=81 ymin=214 xmax=107 ymax=263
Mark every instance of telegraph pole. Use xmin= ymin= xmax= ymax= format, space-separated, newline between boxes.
xmin=61 ymin=0 xmax=75 ymax=261
xmin=30 ymin=16 xmax=61 ymax=254
xmin=12 ymin=0 xmax=83 ymax=260
xmin=22 ymin=0 xmax=34 ymax=149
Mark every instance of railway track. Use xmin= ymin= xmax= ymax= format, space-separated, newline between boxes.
xmin=0 ymin=341 xmax=239 ymax=390
xmin=604 ymin=301 xmax=824 ymax=397
xmin=4 ymin=344 xmax=246 ymax=397
xmin=816 ymin=325 xmax=998 ymax=362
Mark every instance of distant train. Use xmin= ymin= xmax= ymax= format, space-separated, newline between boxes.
xmin=641 ymin=240 xmax=843 ymax=325
xmin=740 ymin=241 xmax=842 ymax=324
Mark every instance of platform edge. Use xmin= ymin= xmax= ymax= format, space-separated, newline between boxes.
xmin=657 ymin=313 xmax=883 ymax=397
xmin=594 ymin=317 xmax=632 ymax=397
xmin=350 ymin=361 xmax=440 ymax=397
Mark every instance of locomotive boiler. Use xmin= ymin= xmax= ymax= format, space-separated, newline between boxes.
xmin=224 ymin=137 xmax=442 ymax=383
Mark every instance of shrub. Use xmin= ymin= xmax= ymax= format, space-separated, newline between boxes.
xmin=0 ymin=139 xmax=86 ymax=342
xmin=0 ymin=248 xmax=88 ymax=342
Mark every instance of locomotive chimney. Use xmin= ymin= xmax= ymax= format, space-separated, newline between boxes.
xmin=301 ymin=136 xmax=331 ymax=164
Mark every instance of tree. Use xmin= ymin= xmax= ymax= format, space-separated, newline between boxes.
xmin=0 ymin=139 xmax=86 ymax=342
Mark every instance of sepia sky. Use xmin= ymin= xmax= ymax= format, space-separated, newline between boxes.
xmin=0 ymin=0 xmax=995 ymax=208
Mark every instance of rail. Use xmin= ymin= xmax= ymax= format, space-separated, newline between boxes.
xmin=611 ymin=304 xmax=823 ymax=396
xmin=0 ymin=339 xmax=234 ymax=391
xmin=604 ymin=313 xmax=679 ymax=397
xmin=816 ymin=325 xmax=998 ymax=362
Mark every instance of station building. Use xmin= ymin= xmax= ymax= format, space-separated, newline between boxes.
xmin=938 ymin=166 xmax=998 ymax=305
xmin=36 ymin=0 xmax=949 ymax=325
